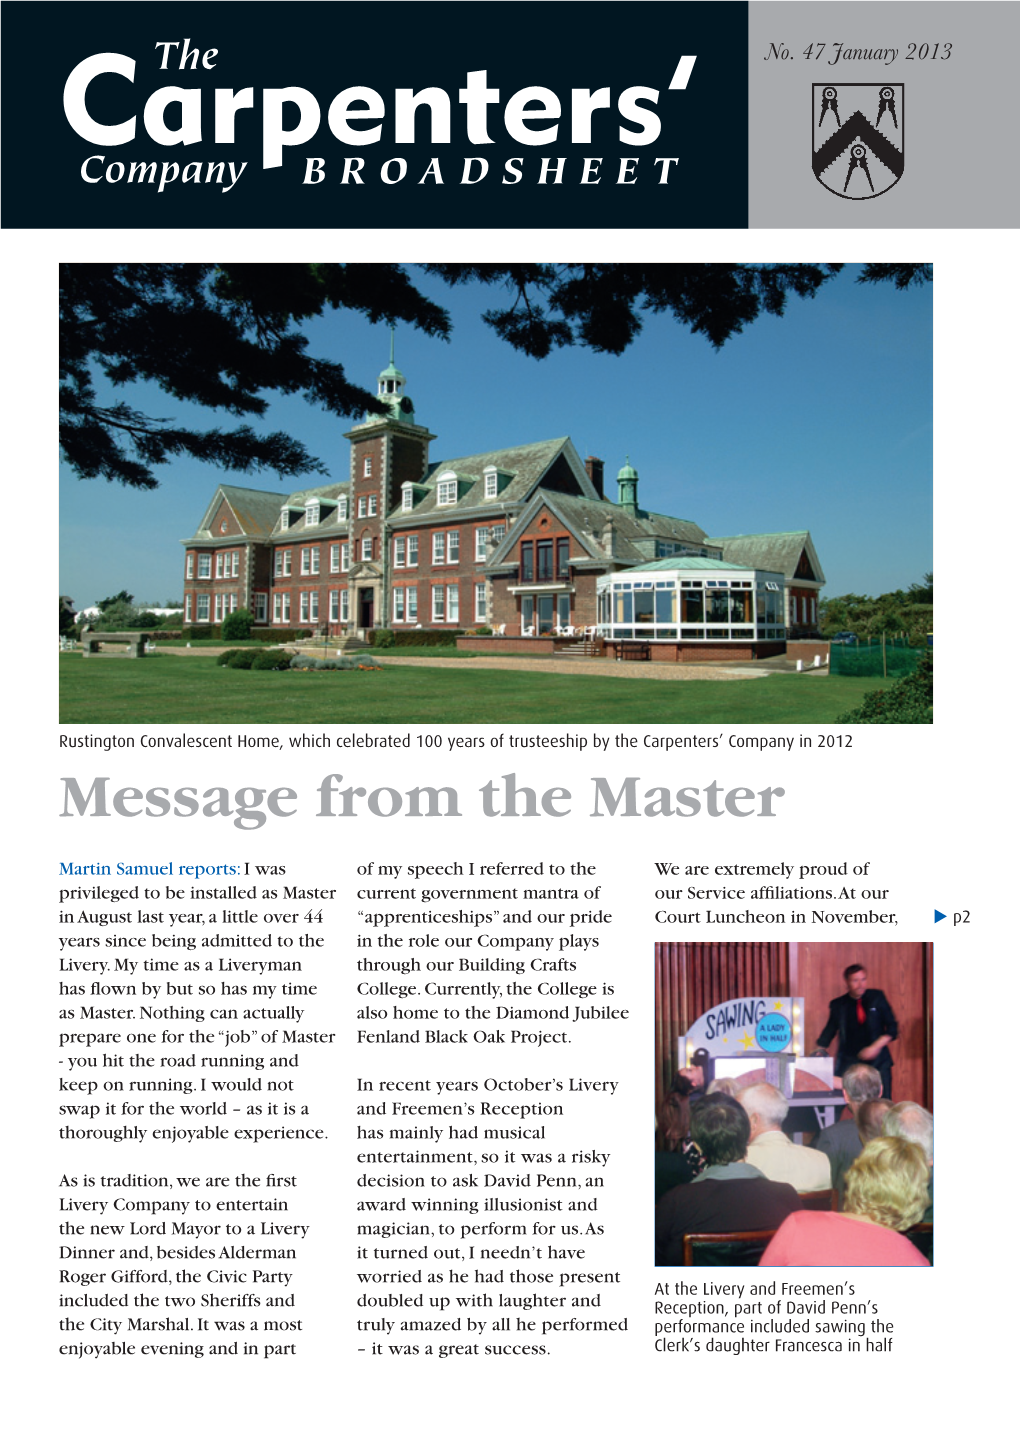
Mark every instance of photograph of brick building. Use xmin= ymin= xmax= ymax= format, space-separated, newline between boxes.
xmin=181 ymin=347 xmax=825 ymax=662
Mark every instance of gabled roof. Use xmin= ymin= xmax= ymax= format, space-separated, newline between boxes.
xmin=392 ymin=437 xmax=596 ymax=520
xmin=184 ymin=483 xmax=291 ymax=543
xmin=705 ymin=531 xmax=826 ymax=585
xmin=486 ymin=489 xmax=711 ymax=571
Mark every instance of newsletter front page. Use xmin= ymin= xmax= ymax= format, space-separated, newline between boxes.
xmin=7 ymin=0 xmax=1013 ymax=1434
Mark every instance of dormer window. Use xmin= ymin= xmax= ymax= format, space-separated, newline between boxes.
xmin=402 ymin=484 xmax=415 ymax=512
xmin=484 ymin=470 xmax=498 ymax=499
xmin=437 ymin=474 xmax=457 ymax=506
xmin=338 ymin=497 xmax=348 ymax=522
xmin=280 ymin=507 xmax=291 ymax=531
xmin=305 ymin=502 xmax=320 ymax=527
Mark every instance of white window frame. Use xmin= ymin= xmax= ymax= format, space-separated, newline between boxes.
xmin=358 ymin=496 xmax=367 ymax=518
xmin=432 ymin=586 xmax=445 ymax=622
xmin=475 ymin=583 xmax=487 ymax=622
xmin=305 ymin=502 xmax=320 ymax=526
xmin=407 ymin=535 xmax=419 ymax=567
xmin=330 ymin=544 xmax=340 ymax=573
xmin=402 ymin=485 xmax=414 ymax=512
xmin=407 ymin=586 xmax=418 ymax=622
xmin=338 ymin=496 xmax=348 ymax=522
xmin=361 ymin=536 xmax=373 ymax=562
xmin=300 ymin=592 xmax=310 ymax=624
xmin=447 ymin=530 xmax=459 ymax=564
xmin=341 ymin=543 xmax=350 ymax=572
xmin=447 ymin=584 xmax=459 ymax=623
xmin=231 ymin=551 xmax=239 ymax=578
xmin=393 ymin=588 xmax=405 ymax=623
xmin=185 ymin=595 xmax=193 ymax=622
xmin=280 ymin=508 xmax=291 ymax=530
xmin=433 ymin=532 xmax=446 ymax=565
xmin=394 ymin=536 xmax=406 ymax=568
xmin=310 ymin=593 xmax=319 ymax=624
xmin=300 ymin=547 xmax=311 ymax=576
xmin=215 ymin=554 xmax=225 ymax=579
xmin=273 ymin=594 xmax=282 ymax=623
xmin=197 ymin=554 xmax=211 ymax=579
xmin=329 ymin=590 xmax=339 ymax=624
xmin=484 ymin=471 xmax=498 ymax=499
xmin=281 ymin=594 xmax=291 ymax=624
xmin=196 ymin=595 xmax=210 ymax=621
xmin=368 ymin=495 xmax=378 ymax=517
xmin=364 ymin=456 xmax=373 ymax=477
xmin=475 ymin=527 xmax=490 ymax=562
xmin=186 ymin=555 xmax=194 ymax=579
xmin=340 ymin=590 xmax=349 ymax=623
xmin=437 ymin=478 xmax=457 ymax=505
xmin=254 ymin=593 xmax=267 ymax=623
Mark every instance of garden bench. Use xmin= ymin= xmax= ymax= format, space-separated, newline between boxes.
xmin=81 ymin=628 xmax=152 ymax=658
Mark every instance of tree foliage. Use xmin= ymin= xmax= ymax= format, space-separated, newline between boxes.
xmin=61 ymin=262 xmax=931 ymax=490
xmin=424 ymin=262 xmax=930 ymax=357
xmin=820 ymin=574 xmax=933 ymax=643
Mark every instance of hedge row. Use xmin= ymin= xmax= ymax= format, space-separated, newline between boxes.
xmin=366 ymin=628 xmax=466 ymax=648
xmin=172 ymin=626 xmax=315 ymax=642
xmin=216 ymin=649 xmax=292 ymax=671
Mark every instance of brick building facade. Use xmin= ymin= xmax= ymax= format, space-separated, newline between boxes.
xmin=181 ymin=351 xmax=825 ymax=649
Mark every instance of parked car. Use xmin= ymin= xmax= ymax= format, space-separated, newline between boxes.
xmin=830 ymin=631 xmax=857 ymax=645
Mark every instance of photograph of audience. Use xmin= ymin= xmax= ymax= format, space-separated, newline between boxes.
xmin=654 ymin=942 xmax=933 ymax=1266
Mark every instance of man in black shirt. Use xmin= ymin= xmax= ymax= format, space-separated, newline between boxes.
xmin=814 ymin=964 xmax=898 ymax=1098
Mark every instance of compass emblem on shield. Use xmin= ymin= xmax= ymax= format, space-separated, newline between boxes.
xmin=812 ymin=83 xmax=904 ymax=198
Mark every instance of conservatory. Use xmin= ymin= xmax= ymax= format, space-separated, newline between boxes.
xmin=595 ymin=558 xmax=787 ymax=658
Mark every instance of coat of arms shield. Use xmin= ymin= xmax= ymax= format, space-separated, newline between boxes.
xmin=812 ymin=84 xmax=904 ymax=198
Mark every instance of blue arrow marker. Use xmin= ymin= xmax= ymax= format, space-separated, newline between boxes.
xmin=934 ymin=910 xmax=946 ymax=924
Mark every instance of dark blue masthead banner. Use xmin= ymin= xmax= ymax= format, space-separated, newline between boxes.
xmin=1 ymin=1 xmax=749 ymax=229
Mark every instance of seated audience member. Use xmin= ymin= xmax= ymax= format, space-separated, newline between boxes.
xmin=883 ymin=1101 xmax=934 ymax=1224
xmin=856 ymin=1098 xmax=893 ymax=1146
xmin=811 ymin=1062 xmax=883 ymax=1205
xmin=759 ymin=1137 xmax=931 ymax=1267
xmin=655 ymin=1094 xmax=801 ymax=1265
xmin=740 ymin=1084 xmax=832 ymax=1192
xmin=655 ymin=1091 xmax=706 ymax=1201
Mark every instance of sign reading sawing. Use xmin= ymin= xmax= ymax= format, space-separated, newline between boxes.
xmin=812 ymin=83 xmax=904 ymax=199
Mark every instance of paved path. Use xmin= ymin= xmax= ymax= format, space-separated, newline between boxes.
xmin=138 ymin=645 xmax=827 ymax=683
xmin=370 ymin=655 xmax=767 ymax=683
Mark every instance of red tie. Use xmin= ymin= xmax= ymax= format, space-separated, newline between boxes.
xmin=857 ymin=1000 xmax=866 ymax=1026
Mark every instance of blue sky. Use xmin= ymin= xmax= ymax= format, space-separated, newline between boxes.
xmin=59 ymin=264 xmax=932 ymax=607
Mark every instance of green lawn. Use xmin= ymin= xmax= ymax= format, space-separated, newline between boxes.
xmin=59 ymin=653 xmax=888 ymax=725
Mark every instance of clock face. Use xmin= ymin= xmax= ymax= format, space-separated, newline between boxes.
xmin=400 ymin=396 xmax=413 ymax=413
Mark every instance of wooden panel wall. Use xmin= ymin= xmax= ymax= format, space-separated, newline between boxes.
xmin=654 ymin=943 xmax=790 ymax=1110
xmin=790 ymin=942 xmax=933 ymax=1109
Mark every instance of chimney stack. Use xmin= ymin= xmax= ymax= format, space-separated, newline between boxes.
xmin=585 ymin=455 xmax=605 ymax=498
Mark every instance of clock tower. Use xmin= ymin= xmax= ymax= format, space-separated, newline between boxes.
xmin=343 ymin=335 xmax=436 ymax=633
